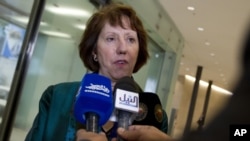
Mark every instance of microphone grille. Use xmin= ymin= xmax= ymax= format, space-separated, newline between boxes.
xmin=114 ymin=76 xmax=140 ymax=92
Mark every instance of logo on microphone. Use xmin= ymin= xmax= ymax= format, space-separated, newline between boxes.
xmin=119 ymin=94 xmax=139 ymax=107
xmin=115 ymin=89 xmax=139 ymax=113
xmin=84 ymin=83 xmax=111 ymax=97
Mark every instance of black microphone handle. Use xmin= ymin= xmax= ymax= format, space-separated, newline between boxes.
xmin=117 ymin=110 xmax=132 ymax=141
xmin=85 ymin=112 xmax=99 ymax=133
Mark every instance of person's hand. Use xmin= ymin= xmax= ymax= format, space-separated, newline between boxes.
xmin=113 ymin=125 xmax=174 ymax=141
xmin=76 ymin=129 xmax=108 ymax=141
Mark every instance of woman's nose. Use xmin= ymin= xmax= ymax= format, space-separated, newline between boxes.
xmin=116 ymin=38 xmax=127 ymax=55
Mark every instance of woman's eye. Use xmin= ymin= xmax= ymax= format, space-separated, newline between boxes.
xmin=106 ymin=37 xmax=115 ymax=42
xmin=128 ymin=37 xmax=136 ymax=43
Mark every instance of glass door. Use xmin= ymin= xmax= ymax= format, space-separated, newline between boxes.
xmin=0 ymin=0 xmax=37 ymax=140
xmin=0 ymin=0 xmax=33 ymax=124
xmin=9 ymin=0 xmax=97 ymax=140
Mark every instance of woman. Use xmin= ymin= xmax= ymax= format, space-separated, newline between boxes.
xmin=25 ymin=2 xmax=168 ymax=141
xmin=75 ymin=24 xmax=250 ymax=141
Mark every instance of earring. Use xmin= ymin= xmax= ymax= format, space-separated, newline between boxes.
xmin=93 ymin=54 xmax=98 ymax=62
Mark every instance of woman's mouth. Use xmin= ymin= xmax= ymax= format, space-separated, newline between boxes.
xmin=114 ymin=60 xmax=128 ymax=66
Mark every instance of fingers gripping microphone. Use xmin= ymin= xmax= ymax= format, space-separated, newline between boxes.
xmin=74 ymin=73 xmax=113 ymax=133
xmin=114 ymin=77 xmax=140 ymax=141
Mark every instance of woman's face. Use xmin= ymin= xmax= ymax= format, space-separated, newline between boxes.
xmin=96 ymin=17 xmax=139 ymax=82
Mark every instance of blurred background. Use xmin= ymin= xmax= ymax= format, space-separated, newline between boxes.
xmin=0 ymin=0 xmax=249 ymax=140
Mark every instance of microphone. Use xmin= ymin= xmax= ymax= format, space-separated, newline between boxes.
xmin=114 ymin=76 xmax=140 ymax=141
xmin=74 ymin=73 xmax=113 ymax=133
xmin=132 ymin=92 xmax=164 ymax=130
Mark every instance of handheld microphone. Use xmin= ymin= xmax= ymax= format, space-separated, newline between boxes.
xmin=74 ymin=73 xmax=113 ymax=133
xmin=114 ymin=76 xmax=140 ymax=141
xmin=133 ymin=92 xmax=164 ymax=130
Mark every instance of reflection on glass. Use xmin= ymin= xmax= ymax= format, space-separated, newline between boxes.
xmin=9 ymin=0 xmax=96 ymax=140
xmin=0 ymin=18 xmax=25 ymax=123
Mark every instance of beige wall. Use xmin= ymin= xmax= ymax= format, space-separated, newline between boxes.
xmin=171 ymin=75 xmax=232 ymax=138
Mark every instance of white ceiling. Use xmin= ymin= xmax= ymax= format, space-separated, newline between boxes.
xmin=158 ymin=0 xmax=250 ymax=91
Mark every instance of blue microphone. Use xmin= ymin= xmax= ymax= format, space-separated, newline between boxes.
xmin=74 ymin=73 xmax=113 ymax=132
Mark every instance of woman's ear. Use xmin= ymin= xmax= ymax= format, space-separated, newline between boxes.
xmin=92 ymin=52 xmax=98 ymax=62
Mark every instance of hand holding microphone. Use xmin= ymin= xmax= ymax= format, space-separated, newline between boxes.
xmin=114 ymin=91 xmax=167 ymax=141
xmin=74 ymin=73 xmax=113 ymax=133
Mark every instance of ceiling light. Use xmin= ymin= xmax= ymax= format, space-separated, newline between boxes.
xmin=0 ymin=85 xmax=10 ymax=91
xmin=9 ymin=16 xmax=47 ymax=26
xmin=185 ymin=75 xmax=208 ymax=87
xmin=210 ymin=53 xmax=215 ymax=56
xmin=187 ymin=6 xmax=195 ymax=11
xmin=212 ymin=85 xmax=232 ymax=95
xmin=41 ymin=30 xmax=71 ymax=38
xmin=185 ymin=75 xmax=232 ymax=95
xmin=205 ymin=41 xmax=211 ymax=46
xmin=11 ymin=16 xmax=28 ymax=23
xmin=46 ymin=5 xmax=91 ymax=17
xmin=155 ymin=54 xmax=159 ymax=58
xmin=75 ymin=24 xmax=86 ymax=30
xmin=197 ymin=27 xmax=204 ymax=31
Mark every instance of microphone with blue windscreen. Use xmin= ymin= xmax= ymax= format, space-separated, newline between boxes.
xmin=74 ymin=73 xmax=113 ymax=133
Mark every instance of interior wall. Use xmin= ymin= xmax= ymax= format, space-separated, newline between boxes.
xmin=170 ymin=75 xmax=232 ymax=138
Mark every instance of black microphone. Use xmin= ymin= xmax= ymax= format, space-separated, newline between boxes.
xmin=114 ymin=76 xmax=140 ymax=141
xmin=132 ymin=92 xmax=164 ymax=130
xmin=74 ymin=73 xmax=113 ymax=132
